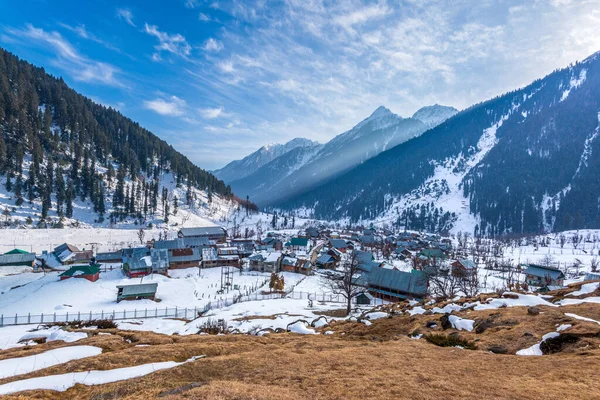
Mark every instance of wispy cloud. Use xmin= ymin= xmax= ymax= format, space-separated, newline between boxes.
xmin=3 ymin=24 xmax=123 ymax=87
xmin=199 ymin=106 xmax=226 ymax=119
xmin=202 ymin=38 xmax=223 ymax=52
xmin=116 ymin=8 xmax=136 ymax=27
xmin=144 ymin=95 xmax=187 ymax=116
xmin=57 ymin=22 xmax=133 ymax=58
xmin=144 ymin=23 xmax=191 ymax=60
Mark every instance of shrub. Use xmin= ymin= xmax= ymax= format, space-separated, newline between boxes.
xmin=424 ymin=334 xmax=477 ymax=350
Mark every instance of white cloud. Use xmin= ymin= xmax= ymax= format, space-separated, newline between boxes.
xmin=144 ymin=96 xmax=187 ymax=116
xmin=334 ymin=3 xmax=391 ymax=30
xmin=217 ymin=60 xmax=235 ymax=73
xmin=144 ymin=23 xmax=192 ymax=59
xmin=185 ymin=0 xmax=199 ymax=8
xmin=4 ymin=24 xmax=123 ymax=86
xmin=199 ymin=13 xmax=211 ymax=21
xmin=199 ymin=107 xmax=225 ymax=119
xmin=203 ymin=38 xmax=223 ymax=52
xmin=116 ymin=8 xmax=135 ymax=27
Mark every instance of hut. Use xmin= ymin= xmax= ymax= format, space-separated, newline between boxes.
xmin=59 ymin=264 xmax=101 ymax=282
xmin=116 ymin=283 xmax=158 ymax=303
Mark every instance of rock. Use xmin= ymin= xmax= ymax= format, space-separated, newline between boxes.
xmin=527 ymin=306 xmax=540 ymax=315
xmin=426 ymin=320 xmax=438 ymax=328
xmin=540 ymin=333 xmax=579 ymax=354
xmin=487 ymin=345 xmax=508 ymax=354
xmin=440 ymin=314 xmax=452 ymax=330
xmin=502 ymin=293 xmax=520 ymax=299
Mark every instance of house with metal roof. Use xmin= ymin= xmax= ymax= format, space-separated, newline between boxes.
xmin=451 ymin=259 xmax=477 ymax=277
xmin=523 ymin=264 xmax=565 ymax=287
xmin=0 ymin=252 xmax=36 ymax=267
xmin=280 ymin=256 xmax=311 ymax=275
xmin=315 ymin=254 xmax=336 ymax=269
xmin=59 ymin=264 xmax=100 ymax=282
xmin=168 ymin=247 xmax=202 ymax=269
xmin=366 ymin=268 xmax=428 ymax=301
xmin=178 ymin=226 xmax=227 ymax=243
xmin=95 ymin=251 xmax=123 ymax=264
xmin=117 ymin=283 xmax=158 ymax=303
xmin=328 ymin=238 xmax=350 ymax=253
xmin=286 ymin=237 xmax=309 ymax=251
xmin=123 ymin=248 xmax=168 ymax=277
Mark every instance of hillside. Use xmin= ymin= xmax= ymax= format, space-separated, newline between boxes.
xmin=229 ymin=105 xmax=457 ymax=206
xmin=278 ymin=51 xmax=600 ymax=235
xmin=0 ymin=47 xmax=236 ymax=228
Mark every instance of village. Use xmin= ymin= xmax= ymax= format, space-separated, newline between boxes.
xmin=0 ymin=222 xmax=598 ymax=331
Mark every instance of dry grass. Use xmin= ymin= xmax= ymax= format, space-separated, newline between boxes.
xmin=2 ymin=287 xmax=600 ymax=399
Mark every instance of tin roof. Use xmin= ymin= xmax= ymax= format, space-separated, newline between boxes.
xmin=367 ymin=268 xmax=428 ymax=297
xmin=179 ymin=226 xmax=226 ymax=237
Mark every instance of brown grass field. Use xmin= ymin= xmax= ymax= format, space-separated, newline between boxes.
xmin=1 ymin=284 xmax=600 ymax=399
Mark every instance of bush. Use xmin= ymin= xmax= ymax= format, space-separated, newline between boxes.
xmin=45 ymin=319 xmax=117 ymax=329
xmin=424 ymin=333 xmax=477 ymax=350
xmin=198 ymin=318 xmax=229 ymax=335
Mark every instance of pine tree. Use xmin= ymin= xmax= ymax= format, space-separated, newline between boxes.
xmin=173 ymin=195 xmax=178 ymax=215
xmin=55 ymin=168 xmax=65 ymax=217
xmin=65 ymin=179 xmax=74 ymax=218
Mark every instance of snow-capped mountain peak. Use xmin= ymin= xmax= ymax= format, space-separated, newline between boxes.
xmin=412 ymin=104 xmax=459 ymax=128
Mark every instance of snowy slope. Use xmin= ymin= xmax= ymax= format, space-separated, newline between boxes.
xmin=412 ymin=104 xmax=459 ymax=128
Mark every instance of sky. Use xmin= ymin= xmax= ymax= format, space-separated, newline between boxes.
xmin=1 ymin=0 xmax=600 ymax=170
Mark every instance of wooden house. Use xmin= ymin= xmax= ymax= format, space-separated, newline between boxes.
xmin=451 ymin=259 xmax=477 ymax=277
xmin=367 ymin=268 xmax=428 ymax=301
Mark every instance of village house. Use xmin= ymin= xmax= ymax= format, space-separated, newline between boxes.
xmin=95 ymin=251 xmax=123 ymax=264
xmin=523 ymin=264 xmax=565 ymax=287
xmin=366 ymin=268 xmax=428 ymax=301
xmin=328 ymin=238 xmax=350 ymax=253
xmin=117 ymin=283 xmax=158 ymax=303
xmin=315 ymin=253 xmax=337 ymax=269
xmin=451 ymin=259 xmax=477 ymax=277
xmin=178 ymin=226 xmax=227 ymax=243
xmin=257 ymin=237 xmax=283 ymax=251
xmin=168 ymin=247 xmax=202 ymax=269
xmin=280 ymin=256 xmax=311 ymax=275
xmin=59 ymin=264 xmax=101 ymax=282
xmin=248 ymin=252 xmax=280 ymax=273
xmin=286 ymin=237 xmax=309 ymax=252
xmin=53 ymin=243 xmax=94 ymax=265
xmin=230 ymin=238 xmax=255 ymax=258
xmin=305 ymin=227 xmax=320 ymax=238
xmin=122 ymin=248 xmax=169 ymax=277
xmin=0 ymin=250 xmax=36 ymax=268
xmin=394 ymin=246 xmax=413 ymax=261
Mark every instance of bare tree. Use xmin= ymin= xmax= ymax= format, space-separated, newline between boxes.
xmin=459 ymin=268 xmax=480 ymax=298
xmin=558 ymin=234 xmax=566 ymax=254
xmin=591 ymin=256 xmax=598 ymax=273
xmin=427 ymin=270 xmax=461 ymax=300
xmin=325 ymin=251 xmax=363 ymax=316
xmin=137 ymin=228 xmax=146 ymax=244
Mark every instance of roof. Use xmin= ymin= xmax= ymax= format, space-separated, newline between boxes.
xmin=4 ymin=248 xmax=29 ymax=255
xmin=524 ymin=265 xmax=565 ymax=280
xmin=289 ymin=237 xmax=309 ymax=247
xmin=316 ymin=254 xmax=335 ymax=265
xmin=117 ymin=283 xmax=158 ymax=296
xmin=420 ymin=248 xmax=447 ymax=259
xmin=202 ymin=248 xmax=218 ymax=261
xmin=355 ymin=250 xmax=374 ymax=264
xmin=367 ymin=268 xmax=428 ymax=297
xmin=264 ymin=252 xmax=281 ymax=263
xmin=360 ymin=235 xmax=377 ymax=244
xmin=179 ymin=226 xmax=225 ymax=237
xmin=0 ymin=253 xmax=36 ymax=265
xmin=281 ymin=256 xmax=297 ymax=266
xmin=357 ymin=260 xmax=381 ymax=273
xmin=455 ymin=259 xmax=477 ymax=270
xmin=329 ymin=239 xmax=348 ymax=249
xmin=54 ymin=243 xmax=80 ymax=254
xmin=96 ymin=251 xmax=123 ymax=261
xmin=169 ymin=247 xmax=201 ymax=263
xmin=59 ymin=264 xmax=100 ymax=277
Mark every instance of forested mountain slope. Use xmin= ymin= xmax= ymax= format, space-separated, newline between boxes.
xmin=278 ymin=52 xmax=600 ymax=236
xmin=0 ymin=47 xmax=234 ymax=227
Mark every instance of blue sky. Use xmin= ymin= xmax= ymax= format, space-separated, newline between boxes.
xmin=2 ymin=0 xmax=600 ymax=170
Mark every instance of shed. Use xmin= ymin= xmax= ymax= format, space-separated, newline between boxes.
xmin=116 ymin=283 xmax=158 ymax=303
xmin=59 ymin=264 xmax=101 ymax=282
xmin=95 ymin=251 xmax=123 ymax=264
xmin=355 ymin=292 xmax=372 ymax=305
xmin=523 ymin=264 xmax=565 ymax=287
xmin=0 ymin=252 xmax=36 ymax=267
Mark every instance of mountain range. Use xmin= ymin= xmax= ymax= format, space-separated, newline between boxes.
xmin=277 ymin=52 xmax=600 ymax=235
xmin=219 ymin=104 xmax=458 ymax=206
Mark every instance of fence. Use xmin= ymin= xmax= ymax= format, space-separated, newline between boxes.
xmin=0 ymin=290 xmax=383 ymax=327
